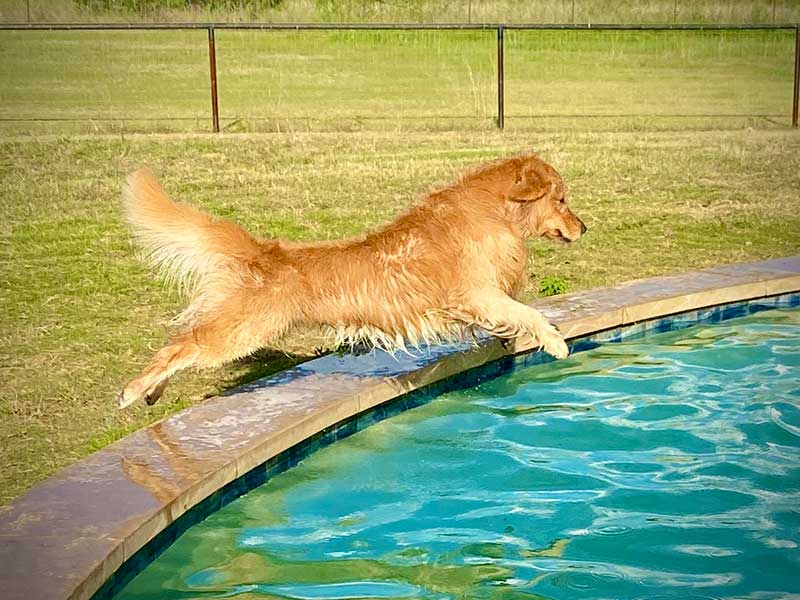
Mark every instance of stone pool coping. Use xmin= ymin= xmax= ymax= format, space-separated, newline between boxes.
xmin=1 ymin=255 xmax=799 ymax=600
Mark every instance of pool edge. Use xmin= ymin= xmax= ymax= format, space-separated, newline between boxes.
xmin=1 ymin=255 xmax=798 ymax=600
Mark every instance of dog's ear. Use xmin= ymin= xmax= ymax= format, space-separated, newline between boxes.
xmin=507 ymin=167 xmax=553 ymax=202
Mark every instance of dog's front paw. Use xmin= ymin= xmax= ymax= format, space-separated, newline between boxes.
xmin=540 ymin=328 xmax=569 ymax=360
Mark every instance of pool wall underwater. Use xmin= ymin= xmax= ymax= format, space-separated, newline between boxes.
xmin=1 ymin=255 xmax=799 ymax=600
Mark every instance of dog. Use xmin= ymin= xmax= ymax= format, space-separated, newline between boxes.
xmin=118 ymin=155 xmax=587 ymax=409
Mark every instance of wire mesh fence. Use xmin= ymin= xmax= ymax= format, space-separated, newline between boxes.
xmin=214 ymin=29 xmax=498 ymax=131
xmin=0 ymin=22 xmax=798 ymax=134
xmin=505 ymin=28 xmax=798 ymax=127
xmin=0 ymin=28 xmax=210 ymax=132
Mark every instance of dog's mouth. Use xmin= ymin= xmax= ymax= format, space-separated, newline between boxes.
xmin=545 ymin=231 xmax=571 ymax=244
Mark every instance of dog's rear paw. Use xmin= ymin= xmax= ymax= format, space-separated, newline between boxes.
xmin=118 ymin=378 xmax=167 ymax=409
xmin=118 ymin=389 xmax=138 ymax=410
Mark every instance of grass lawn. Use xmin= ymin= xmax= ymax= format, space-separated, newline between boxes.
xmin=0 ymin=22 xmax=799 ymax=504
xmin=1 ymin=128 xmax=799 ymax=504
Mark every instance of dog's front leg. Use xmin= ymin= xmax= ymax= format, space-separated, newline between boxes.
xmin=460 ymin=290 xmax=569 ymax=359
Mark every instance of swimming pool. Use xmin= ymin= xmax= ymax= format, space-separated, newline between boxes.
xmin=116 ymin=307 xmax=800 ymax=599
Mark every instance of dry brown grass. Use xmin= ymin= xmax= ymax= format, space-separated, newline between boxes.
xmin=2 ymin=0 xmax=799 ymax=24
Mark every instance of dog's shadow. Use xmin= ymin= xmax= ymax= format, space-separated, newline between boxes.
xmin=219 ymin=349 xmax=315 ymax=393
xmin=212 ymin=347 xmax=327 ymax=397
xmin=209 ymin=339 xmax=380 ymax=398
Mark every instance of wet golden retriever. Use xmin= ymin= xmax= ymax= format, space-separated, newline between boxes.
xmin=119 ymin=155 xmax=586 ymax=408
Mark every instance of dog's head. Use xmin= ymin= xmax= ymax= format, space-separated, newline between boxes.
xmin=504 ymin=156 xmax=587 ymax=243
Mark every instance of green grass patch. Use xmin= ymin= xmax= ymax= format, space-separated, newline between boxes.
xmin=538 ymin=275 xmax=570 ymax=297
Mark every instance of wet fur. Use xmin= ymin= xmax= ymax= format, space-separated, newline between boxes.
xmin=119 ymin=155 xmax=586 ymax=408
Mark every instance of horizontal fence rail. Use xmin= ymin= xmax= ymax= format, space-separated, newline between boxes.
xmin=1 ymin=22 xmax=798 ymax=30
xmin=1 ymin=22 xmax=798 ymax=131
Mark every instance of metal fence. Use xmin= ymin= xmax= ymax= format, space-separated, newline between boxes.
xmin=2 ymin=21 xmax=799 ymax=132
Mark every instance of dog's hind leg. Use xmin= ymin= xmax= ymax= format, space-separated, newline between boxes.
xmin=457 ymin=289 xmax=569 ymax=359
xmin=118 ymin=341 xmax=199 ymax=408
xmin=118 ymin=311 xmax=291 ymax=409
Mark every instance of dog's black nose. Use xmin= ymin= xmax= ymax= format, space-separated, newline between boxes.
xmin=579 ymin=219 xmax=588 ymax=235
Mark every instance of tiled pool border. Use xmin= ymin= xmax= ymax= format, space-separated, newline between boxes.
xmin=1 ymin=255 xmax=799 ymax=600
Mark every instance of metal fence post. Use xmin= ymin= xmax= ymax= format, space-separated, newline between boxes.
xmin=497 ymin=25 xmax=504 ymax=130
xmin=793 ymin=26 xmax=799 ymax=128
xmin=208 ymin=26 xmax=220 ymax=133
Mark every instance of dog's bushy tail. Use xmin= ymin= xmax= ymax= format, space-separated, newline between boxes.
xmin=123 ymin=169 xmax=262 ymax=294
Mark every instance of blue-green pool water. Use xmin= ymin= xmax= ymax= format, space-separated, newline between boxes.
xmin=117 ymin=308 xmax=800 ymax=599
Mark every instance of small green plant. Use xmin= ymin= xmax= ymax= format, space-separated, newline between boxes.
xmin=538 ymin=275 xmax=569 ymax=297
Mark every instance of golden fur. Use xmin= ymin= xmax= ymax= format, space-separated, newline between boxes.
xmin=119 ymin=155 xmax=586 ymax=408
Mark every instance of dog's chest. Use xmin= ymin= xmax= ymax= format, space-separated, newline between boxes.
xmin=466 ymin=232 xmax=527 ymax=293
